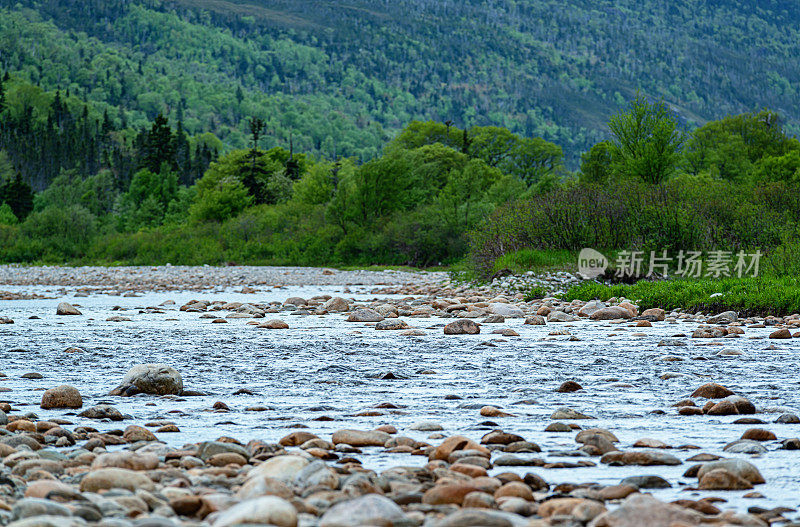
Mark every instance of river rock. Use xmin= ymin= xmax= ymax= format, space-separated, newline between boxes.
xmin=723 ymin=439 xmax=767 ymax=454
xmin=487 ymin=303 xmax=524 ymax=318
xmin=551 ymin=407 xmax=594 ymax=420
xmin=589 ymin=493 xmax=705 ymax=526
xmin=259 ymin=319 xmax=289 ymax=329
xmin=91 ymin=451 xmax=159 ymax=471
xmin=698 ymin=469 xmax=753 ymax=490
xmin=691 ymin=383 xmax=734 ymax=399
xmin=556 ymin=380 xmax=582 ymax=393
xmin=40 ymin=385 xmax=82 ymax=409
xmin=78 ymin=404 xmax=124 ymax=421
xmin=600 ymin=450 xmax=681 ymax=466
xmin=620 ymin=475 xmax=671 ymax=489
xmin=769 ymin=328 xmax=792 ymax=339
xmin=444 ymin=319 xmax=480 ymax=335
xmin=707 ymin=395 xmax=756 ymax=415
xmin=56 ymin=302 xmax=81 ymax=315
xmin=79 ymin=468 xmax=155 ymax=492
xmin=322 ymin=297 xmax=350 ymax=312
xmin=332 ymin=429 xmax=390 ymax=446
xmin=212 ymin=496 xmax=297 ymax=527
xmin=590 ymin=306 xmax=633 ymax=320
xmin=641 ymin=308 xmax=665 ymax=321
xmin=741 ymin=428 xmax=777 ymax=441
xmin=123 ymin=425 xmax=157 ymax=442
xmin=109 ymin=363 xmax=183 ymax=396
xmin=248 ymin=455 xmax=309 ymax=482
xmin=696 ymin=459 xmax=765 ymax=484
xmin=578 ymin=300 xmax=606 ymax=317
xmin=707 ymin=311 xmax=737 ymax=324
xmin=423 ymin=483 xmax=480 ymax=505
xmin=522 ymin=315 xmax=545 ymax=326
xmin=319 ymin=494 xmax=409 ymax=527
xmin=430 ymin=435 xmax=490 ymax=460
xmin=376 ymin=319 xmax=410 ymax=330
xmin=548 ymin=311 xmax=578 ymax=322
xmin=347 ymin=308 xmax=384 ymax=322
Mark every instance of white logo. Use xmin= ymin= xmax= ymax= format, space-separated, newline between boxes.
xmin=578 ymin=248 xmax=608 ymax=279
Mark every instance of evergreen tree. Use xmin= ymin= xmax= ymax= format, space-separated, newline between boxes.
xmin=140 ymin=113 xmax=177 ymax=173
xmin=0 ymin=172 xmax=34 ymax=220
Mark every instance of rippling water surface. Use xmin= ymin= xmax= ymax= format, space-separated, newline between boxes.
xmin=2 ymin=282 xmax=800 ymax=517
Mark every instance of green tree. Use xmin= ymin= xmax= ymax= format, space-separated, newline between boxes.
xmin=189 ymin=176 xmax=252 ymax=222
xmin=579 ymin=141 xmax=613 ymax=184
xmin=608 ymin=93 xmax=684 ymax=184
xmin=0 ymin=172 xmax=34 ymax=220
xmin=140 ymin=113 xmax=176 ymax=173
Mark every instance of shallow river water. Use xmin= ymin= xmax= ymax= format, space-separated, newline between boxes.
xmin=1 ymin=276 xmax=800 ymax=520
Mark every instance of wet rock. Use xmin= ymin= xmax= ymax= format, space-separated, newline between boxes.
xmin=620 ymin=475 xmax=671 ymax=489
xmin=483 ymin=314 xmax=505 ymax=324
xmin=319 ymin=495 xmax=409 ymax=527
xmin=547 ymin=311 xmax=578 ymax=322
xmin=56 ymin=302 xmax=81 ymax=315
xmin=197 ymin=441 xmax=250 ymax=461
xmin=723 ymin=439 xmax=768 ymax=454
xmin=123 ymin=425 xmax=157 ymax=442
xmin=332 ymin=429 xmax=390 ymax=446
xmin=347 ymin=308 xmax=384 ymax=322
xmin=248 ymin=455 xmax=309 ymax=482
xmin=78 ymin=404 xmax=124 ymax=421
xmin=284 ymin=297 xmax=306 ymax=306
xmin=236 ymin=476 xmax=294 ymax=501
xmin=706 ymin=395 xmax=756 ymax=415
xmin=741 ymin=428 xmax=777 ymax=441
xmin=279 ymin=431 xmax=319 ymax=446
xmin=524 ymin=315 xmax=546 ymax=325
xmin=600 ymin=450 xmax=681 ymax=466
xmin=707 ymin=311 xmax=737 ymax=324
xmin=698 ymin=469 xmax=753 ymax=490
xmin=435 ymin=509 xmax=523 ymax=527
xmin=692 ymin=327 xmax=727 ymax=338
xmin=775 ymin=413 xmax=800 ymax=424
xmin=91 ymin=452 xmax=159 ymax=471
xmin=545 ymin=422 xmax=572 ymax=432
xmin=109 ymin=364 xmax=183 ymax=396
xmin=580 ymin=434 xmax=618 ymax=455
xmin=691 ymin=383 xmax=734 ymax=399
xmin=259 ymin=319 xmax=289 ymax=329
xmin=769 ymin=328 xmax=792 ymax=339
xmin=487 ymin=303 xmax=524 ymax=318
xmin=444 ymin=320 xmax=480 ymax=335
xmin=423 ymin=483 xmax=480 ymax=505
xmin=409 ymin=421 xmax=444 ymax=431
xmin=40 ymin=385 xmax=82 ymax=409
xmin=375 ymin=319 xmax=410 ymax=330
xmin=322 ymin=297 xmax=350 ymax=312
xmin=79 ymin=468 xmax=155 ymax=492
xmin=589 ymin=493 xmax=705 ymax=526
xmin=11 ymin=498 xmax=72 ymax=520
xmin=480 ymin=405 xmax=514 ymax=417
xmin=590 ymin=307 xmax=633 ymax=320
xmin=556 ymin=380 xmax=582 ymax=393
xmin=539 ymin=498 xmax=606 ymax=522
xmin=576 ymin=429 xmax=619 ymax=443
xmin=430 ymin=436 xmax=490 ymax=461
xmin=641 ymin=308 xmax=665 ymax=321
xmin=212 ymin=496 xmax=297 ymax=527
xmin=696 ymin=459 xmax=765 ymax=484
xmin=551 ymin=407 xmax=594 ymax=420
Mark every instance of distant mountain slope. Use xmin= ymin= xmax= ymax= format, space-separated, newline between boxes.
xmin=2 ymin=0 xmax=799 ymax=164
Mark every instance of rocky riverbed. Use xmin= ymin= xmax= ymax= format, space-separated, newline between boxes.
xmin=0 ymin=265 xmax=799 ymax=526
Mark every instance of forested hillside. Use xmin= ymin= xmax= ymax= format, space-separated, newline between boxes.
xmin=2 ymin=0 xmax=799 ymax=173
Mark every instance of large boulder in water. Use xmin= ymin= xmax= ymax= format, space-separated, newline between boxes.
xmin=109 ymin=364 xmax=183 ymax=396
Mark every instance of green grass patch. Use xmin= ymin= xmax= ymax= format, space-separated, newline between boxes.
xmin=562 ymin=276 xmax=800 ymax=316
xmin=491 ymin=249 xmax=576 ymax=274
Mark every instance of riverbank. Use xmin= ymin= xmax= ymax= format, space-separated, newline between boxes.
xmin=0 ymin=266 xmax=798 ymax=526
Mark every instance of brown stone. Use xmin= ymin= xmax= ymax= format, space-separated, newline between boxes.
xmin=691 ymin=383 xmax=734 ymax=399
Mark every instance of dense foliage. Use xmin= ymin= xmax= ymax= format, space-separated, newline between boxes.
xmin=2 ymin=0 xmax=800 ymax=170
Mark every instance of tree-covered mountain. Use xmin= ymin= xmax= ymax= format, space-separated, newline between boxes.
xmin=2 ymin=0 xmax=799 ymax=170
